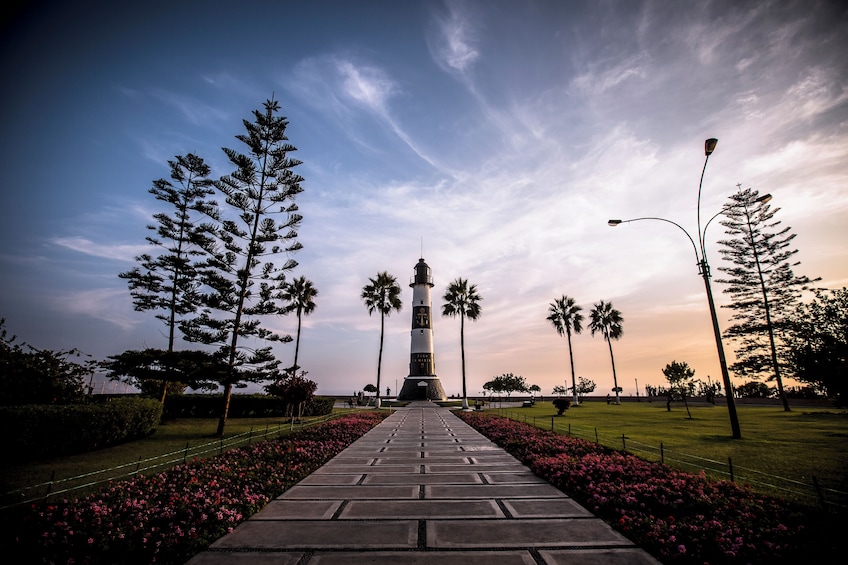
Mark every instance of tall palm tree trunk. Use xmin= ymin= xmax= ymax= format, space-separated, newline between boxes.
xmin=293 ymin=309 xmax=303 ymax=372
xmin=461 ymin=313 xmax=468 ymax=409
xmin=607 ymin=338 xmax=620 ymax=405
xmin=567 ymin=330 xmax=578 ymax=405
xmin=376 ymin=312 xmax=384 ymax=408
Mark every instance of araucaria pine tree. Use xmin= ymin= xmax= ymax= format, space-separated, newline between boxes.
xmin=118 ymin=154 xmax=215 ymax=403
xmin=716 ymin=187 xmax=818 ymax=412
xmin=182 ymin=98 xmax=304 ymax=436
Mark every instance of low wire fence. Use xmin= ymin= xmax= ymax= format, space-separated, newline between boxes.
xmin=493 ymin=407 xmax=848 ymax=513
xmin=1 ymin=410 xmax=351 ymax=511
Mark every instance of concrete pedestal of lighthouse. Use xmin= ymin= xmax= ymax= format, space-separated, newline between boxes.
xmin=398 ymin=258 xmax=447 ymax=401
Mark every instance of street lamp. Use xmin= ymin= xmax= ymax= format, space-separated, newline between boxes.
xmin=608 ymin=138 xmax=742 ymax=439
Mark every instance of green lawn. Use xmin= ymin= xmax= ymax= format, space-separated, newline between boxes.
xmin=489 ymin=400 xmax=848 ymax=510
xmin=0 ymin=409 xmax=359 ymax=508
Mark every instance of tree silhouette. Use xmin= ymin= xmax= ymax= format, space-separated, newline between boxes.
xmin=589 ymin=300 xmax=624 ymax=405
xmin=547 ymin=295 xmax=584 ymax=405
xmin=717 ymin=187 xmax=818 ymax=412
xmin=442 ymin=278 xmax=483 ymax=410
xmin=119 ymin=153 xmax=214 ymax=403
xmin=361 ymin=272 xmax=402 ymax=408
xmin=182 ymin=98 xmax=304 ymax=436
xmin=281 ymin=276 xmax=318 ymax=373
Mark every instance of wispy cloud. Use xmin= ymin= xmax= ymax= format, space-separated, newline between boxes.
xmin=429 ymin=3 xmax=479 ymax=75
xmin=149 ymin=89 xmax=231 ymax=126
xmin=570 ymin=54 xmax=648 ymax=96
xmin=336 ymin=60 xmax=399 ymax=115
xmin=786 ymin=67 xmax=848 ymax=120
xmin=51 ymin=237 xmax=146 ymax=262
xmin=48 ymin=288 xmax=140 ymax=331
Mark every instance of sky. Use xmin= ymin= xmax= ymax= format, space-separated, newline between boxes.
xmin=1 ymin=0 xmax=847 ymax=398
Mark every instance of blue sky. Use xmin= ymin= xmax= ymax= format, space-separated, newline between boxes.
xmin=2 ymin=0 xmax=846 ymax=397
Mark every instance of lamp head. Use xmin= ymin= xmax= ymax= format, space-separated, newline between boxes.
xmin=704 ymin=138 xmax=718 ymax=156
xmin=756 ymin=193 xmax=772 ymax=204
xmin=608 ymin=219 xmax=622 ymax=226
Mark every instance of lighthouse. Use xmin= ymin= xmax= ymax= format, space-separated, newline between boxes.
xmin=398 ymin=258 xmax=447 ymax=401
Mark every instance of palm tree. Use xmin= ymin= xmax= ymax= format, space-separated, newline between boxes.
xmin=442 ymin=278 xmax=483 ymax=410
xmin=361 ymin=272 xmax=402 ymax=409
xmin=281 ymin=276 xmax=318 ymax=373
xmin=547 ymin=295 xmax=584 ymax=405
xmin=589 ymin=300 xmax=624 ymax=405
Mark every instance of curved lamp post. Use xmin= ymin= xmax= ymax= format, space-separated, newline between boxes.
xmin=608 ymin=138 xmax=742 ymax=439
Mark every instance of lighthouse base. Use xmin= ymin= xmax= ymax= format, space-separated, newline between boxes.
xmin=398 ymin=376 xmax=447 ymax=401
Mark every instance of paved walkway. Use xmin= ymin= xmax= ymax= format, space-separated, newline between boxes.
xmin=187 ymin=402 xmax=660 ymax=564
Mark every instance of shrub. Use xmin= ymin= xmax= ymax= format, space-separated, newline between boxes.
xmin=1 ymin=398 xmax=161 ymax=461
xmin=552 ymin=397 xmax=571 ymax=415
xmin=161 ymin=394 xmax=334 ymax=419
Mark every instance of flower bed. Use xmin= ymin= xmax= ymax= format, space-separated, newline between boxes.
xmin=458 ymin=411 xmax=834 ymax=564
xmin=7 ymin=411 xmax=388 ymax=564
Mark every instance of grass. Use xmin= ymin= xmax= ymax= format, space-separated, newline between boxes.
xmin=0 ymin=409 xmax=359 ymax=509
xmin=489 ymin=400 xmax=848 ymax=510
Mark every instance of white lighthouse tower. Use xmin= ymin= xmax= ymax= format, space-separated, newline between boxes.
xmin=398 ymin=258 xmax=447 ymax=401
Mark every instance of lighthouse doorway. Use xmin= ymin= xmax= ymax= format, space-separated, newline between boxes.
xmin=417 ymin=381 xmax=428 ymax=399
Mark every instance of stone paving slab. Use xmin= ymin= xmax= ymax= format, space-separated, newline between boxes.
xmin=313 ymin=464 xmax=420 ymax=474
xmin=339 ymin=499 xmax=505 ymax=519
xmin=209 ymin=520 xmax=419 ymax=549
xmin=186 ymin=553 xmax=304 ymax=565
xmin=279 ymin=485 xmax=419 ymax=499
xmin=426 ymin=463 xmax=528 ymax=473
xmin=307 ymin=551 xmax=538 ymax=564
xmin=482 ymin=471 xmax=550 ymax=484
xmin=375 ymin=456 xmax=475 ymax=464
xmin=187 ymin=403 xmax=662 ymax=564
xmin=425 ymin=483 xmax=568 ymax=499
xmin=295 ymin=474 xmax=364 ymax=486
xmin=540 ymin=549 xmax=665 ymax=564
xmin=502 ymin=498 xmax=595 ymax=518
xmin=361 ymin=472 xmax=483 ymax=485
xmin=428 ymin=518 xmax=633 ymax=548
xmin=252 ymin=500 xmax=342 ymax=520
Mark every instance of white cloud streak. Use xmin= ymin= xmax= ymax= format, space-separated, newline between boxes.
xmin=51 ymin=237 xmax=147 ymax=262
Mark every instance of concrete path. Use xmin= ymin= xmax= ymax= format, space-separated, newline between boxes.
xmin=187 ymin=402 xmax=661 ymax=564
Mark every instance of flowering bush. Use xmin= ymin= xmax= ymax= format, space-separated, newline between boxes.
xmin=7 ymin=411 xmax=388 ymax=564
xmin=458 ymin=412 xmax=833 ymax=564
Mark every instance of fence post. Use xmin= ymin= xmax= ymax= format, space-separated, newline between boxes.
xmin=622 ymin=433 xmax=626 ymax=451
xmin=551 ymin=417 xmax=554 ymax=431
xmin=45 ymin=470 xmax=55 ymax=501
xmin=568 ymin=423 xmax=571 ymax=436
xmin=660 ymin=442 xmax=664 ymax=464
xmin=728 ymin=457 xmax=734 ymax=482
xmin=812 ymin=476 xmax=826 ymax=509
xmin=183 ymin=442 xmax=189 ymax=465
xmin=594 ymin=428 xmax=599 ymax=444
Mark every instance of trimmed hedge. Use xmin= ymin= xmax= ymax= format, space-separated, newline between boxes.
xmin=161 ymin=394 xmax=335 ymax=419
xmin=1 ymin=398 xmax=162 ymax=461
